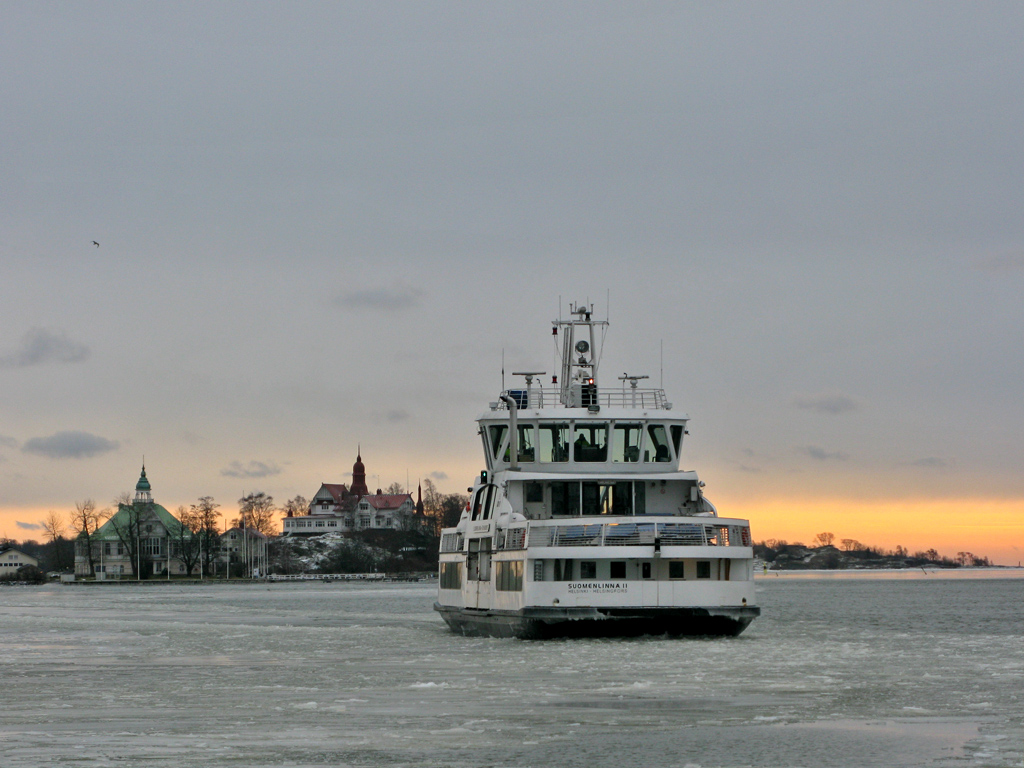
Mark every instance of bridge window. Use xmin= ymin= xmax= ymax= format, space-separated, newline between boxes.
xmin=488 ymin=425 xmax=508 ymax=462
xmin=573 ymin=422 xmax=608 ymax=462
xmin=671 ymin=424 xmax=684 ymax=455
xmin=612 ymin=423 xmax=642 ymax=462
xmin=646 ymin=424 xmax=672 ymax=462
xmin=539 ymin=423 xmax=569 ymax=462
xmin=517 ymin=424 xmax=536 ymax=463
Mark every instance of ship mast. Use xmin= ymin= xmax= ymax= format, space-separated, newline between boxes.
xmin=553 ymin=302 xmax=608 ymax=408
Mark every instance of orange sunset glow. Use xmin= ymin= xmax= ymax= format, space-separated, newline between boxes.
xmin=5 ymin=495 xmax=1022 ymax=566
xmin=717 ymin=495 xmax=1024 ymax=566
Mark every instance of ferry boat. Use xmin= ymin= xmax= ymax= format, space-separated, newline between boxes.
xmin=434 ymin=303 xmax=760 ymax=639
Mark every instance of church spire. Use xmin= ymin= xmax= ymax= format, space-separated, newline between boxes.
xmin=350 ymin=448 xmax=369 ymax=497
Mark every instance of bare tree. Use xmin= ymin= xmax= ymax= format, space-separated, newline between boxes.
xmin=169 ymin=505 xmax=202 ymax=576
xmin=70 ymin=500 xmax=101 ymax=576
xmin=190 ymin=496 xmax=221 ymax=576
xmin=39 ymin=510 xmax=69 ymax=572
xmin=814 ymin=532 xmax=835 ymax=548
xmin=383 ymin=482 xmax=405 ymax=495
xmin=282 ymin=495 xmax=309 ymax=518
xmin=440 ymin=493 xmax=469 ymax=529
xmin=840 ymin=538 xmax=862 ymax=552
xmin=420 ymin=478 xmax=444 ymax=536
xmin=105 ymin=502 xmax=147 ymax=579
xmin=238 ymin=492 xmax=277 ymax=537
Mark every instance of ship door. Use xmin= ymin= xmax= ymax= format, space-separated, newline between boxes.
xmin=465 ymin=537 xmax=492 ymax=609
xmin=640 ymin=560 xmax=659 ymax=607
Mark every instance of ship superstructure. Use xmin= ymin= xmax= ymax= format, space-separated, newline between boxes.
xmin=435 ymin=303 xmax=760 ymax=638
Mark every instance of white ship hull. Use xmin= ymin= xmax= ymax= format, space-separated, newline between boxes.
xmin=435 ymin=303 xmax=761 ymax=639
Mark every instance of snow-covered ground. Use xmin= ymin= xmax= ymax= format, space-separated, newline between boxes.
xmin=2 ymin=573 xmax=1021 ymax=767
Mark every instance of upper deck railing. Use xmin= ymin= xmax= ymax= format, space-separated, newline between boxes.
xmin=441 ymin=521 xmax=753 ymax=553
xmin=497 ymin=386 xmax=670 ymax=411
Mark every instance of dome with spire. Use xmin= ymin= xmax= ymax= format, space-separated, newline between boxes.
xmin=135 ymin=463 xmax=151 ymax=493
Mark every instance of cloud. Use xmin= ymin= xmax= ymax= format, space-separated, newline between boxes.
xmin=793 ymin=392 xmax=860 ymax=415
xmin=384 ymin=409 xmax=410 ymax=422
xmin=334 ymin=284 xmax=425 ymax=310
xmin=974 ymin=252 xmax=1024 ymax=272
xmin=799 ymin=445 xmax=849 ymax=461
xmin=220 ymin=460 xmax=282 ymax=478
xmin=0 ymin=434 xmax=17 ymax=449
xmin=16 ymin=521 xmax=43 ymax=531
xmin=0 ymin=328 xmax=89 ymax=368
xmin=22 ymin=431 xmax=119 ymax=459
xmin=429 ymin=471 xmax=448 ymax=480
xmin=907 ymin=457 xmax=948 ymax=468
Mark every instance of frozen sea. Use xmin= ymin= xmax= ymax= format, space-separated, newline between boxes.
xmin=2 ymin=571 xmax=1022 ymax=768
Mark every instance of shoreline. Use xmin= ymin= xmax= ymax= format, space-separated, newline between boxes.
xmin=756 ymin=566 xmax=1024 ymax=580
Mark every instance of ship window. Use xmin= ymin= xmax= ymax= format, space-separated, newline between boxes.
xmin=610 ymin=561 xmax=626 ymax=579
xmin=481 ymin=485 xmax=496 ymax=520
xmin=612 ymin=423 xmax=642 ymax=462
xmin=472 ymin=485 xmax=495 ymax=521
xmin=580 ymin=561 xmax=597 ymax=579
xmin=613 ymin=482 xmax=632 ymax=515
xmin=642 ymin=562 xmax=652 ymax=579
xmin=581 ymin=483 xmax=618 ymax=515
xmin=554 ymin=559 xmax=572 ymax=580
xmin=669 ymin=561 xmax=685 ymax=579
xmin=549 ymin=481 xmax=580 ymax=517
xmin=440 ymin=562 xmax=462 ymax=589
xmin=539 ymin=423 xmax=569 ymax=462
xmin=517 ymin=424 xmax=536 ymax=463
xmin=671 ymin=424 xmax=684 ymax=455
xmin=496 ymin=560 xmax=523 ymax=591
xmin=634 ymin=482 xmax=646 ymax=515
xmin=646 ymin=424 xmax=672 ymax=462
xmin=696 ymin=561 xmax=712 ymax=579
xmin=525 ymin=482 xmax=543 ymax=503
xmin=488 ymin=425 xmax=508 ymax=462
xmin=533 ymin=560 xmax=545 ymax=581
xmin=573 ymin=422 xmax=608 ymax=462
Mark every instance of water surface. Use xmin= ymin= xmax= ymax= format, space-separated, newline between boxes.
xmin=1 ymin=572 xmax=1021 ymax=767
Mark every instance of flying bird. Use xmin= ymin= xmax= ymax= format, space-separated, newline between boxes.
xmin=92 ymin=241 xmax=100 ymax=247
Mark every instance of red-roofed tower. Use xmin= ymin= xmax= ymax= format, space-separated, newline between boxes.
xmin=350 ymin=449 xmax=369 ymax=497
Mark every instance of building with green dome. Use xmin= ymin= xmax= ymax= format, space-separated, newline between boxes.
xmin=75 ymin=464 xmax=197 ymax=579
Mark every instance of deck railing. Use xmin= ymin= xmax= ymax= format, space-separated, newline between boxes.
xmin=526 ymin=521 xmax=749 ymax=548
xmin=498 ymin=387 xmax=669 ymax=410
xmin=447 ymin=522 xmax=751 ymax=554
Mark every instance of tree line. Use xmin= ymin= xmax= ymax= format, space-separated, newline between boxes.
xmin=4 ymin=479 xmax=469 ymax=577
xmin=755 ymin=531 xmax=992 ymax=569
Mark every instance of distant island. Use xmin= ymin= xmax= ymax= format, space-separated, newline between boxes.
xmin=756 ymin=536 xmax=994 ymax=570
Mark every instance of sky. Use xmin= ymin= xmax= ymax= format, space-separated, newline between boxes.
xmin=2 ymin=2 xmax=1023 ymax=564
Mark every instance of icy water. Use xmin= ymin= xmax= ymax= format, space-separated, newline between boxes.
xmin=2 ymin=572 xmax=1022 ymax=768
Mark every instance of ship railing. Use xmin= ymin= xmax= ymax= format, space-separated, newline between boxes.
xmin=495 ymin=525 xmax=529 ymax=552
xmin=499 ymin=387 xmax=669 ymax=410
xmin=527 ymin=522 xmax=746 ymax=548
xmin=440 ymin=532 xmax=465 ymax=553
